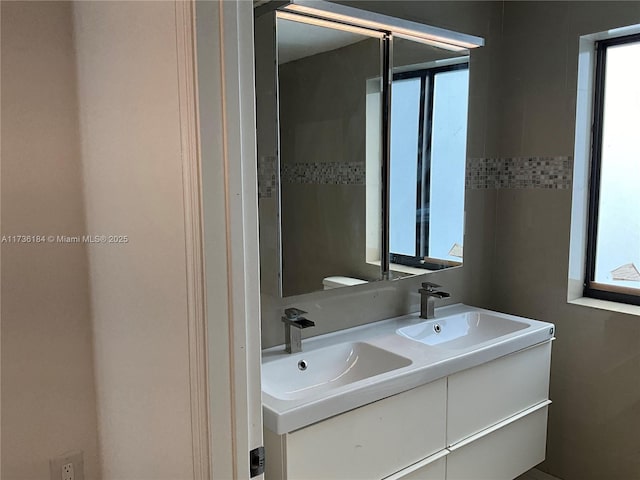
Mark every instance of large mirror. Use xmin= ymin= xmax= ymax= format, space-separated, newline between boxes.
xmin=255 ymin=4 xmax=481 ymax=298
xmin=277 ymin=15 xmax=384 ymax=297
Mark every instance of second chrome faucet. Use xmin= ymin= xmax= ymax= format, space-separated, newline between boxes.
xmin=419 ymin=282 xmax=450 ymax=319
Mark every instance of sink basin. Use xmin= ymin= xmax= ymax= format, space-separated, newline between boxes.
xmin=262 ymin=342 xmax=412 ymax=401
xmin=397 ymin=312 xmax=528 ymax=350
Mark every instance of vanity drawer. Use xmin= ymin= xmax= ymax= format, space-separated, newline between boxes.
xmin=384 ymin=451 xmax=447 ymax=480
xmin=284 ymin=378 xmax=447 ymax=480
xmin=446 ymin=403 xmax=549 ymax=480
xmin=447 ymin=341 xmax=551 ymax=445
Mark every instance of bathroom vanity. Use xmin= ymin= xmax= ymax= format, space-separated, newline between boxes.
xmin=262 ymin=304 xmax=554 ymax=480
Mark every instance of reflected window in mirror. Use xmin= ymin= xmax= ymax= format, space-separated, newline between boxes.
xmin=389 ymin=60 xmax=468 ymax=271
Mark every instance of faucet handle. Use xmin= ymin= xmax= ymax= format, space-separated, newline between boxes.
xmin=421 ymin=281 xmax=442 ymax=292
xmin=282 ymin=307 xmax=315 ymax=330
xmin=291 ymin=318 xmax=315 ymax=329
xmin=284 ymin=307 xmax=307 ymax=319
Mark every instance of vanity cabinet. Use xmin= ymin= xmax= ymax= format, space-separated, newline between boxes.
xmin=447 ymin=340 xmax=552 ymax=445
xmin=265 ymin=379 xmax=447 ymax=480
xmin=264 ymin=341 xmax=552 ymax=480
xmin=383 ymin=453 xmax=447 ymax=480
xmin=446 ymin=403 xmax=549 ymax=480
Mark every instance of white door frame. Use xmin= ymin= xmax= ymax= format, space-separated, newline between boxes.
xmin=176 ymin=1 xmax=263 ymax=478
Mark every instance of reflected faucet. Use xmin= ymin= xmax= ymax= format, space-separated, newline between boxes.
xmin=282 ymin=307 xmax=315 ymax=354
xmin=419 ymin=282 xmax=450 ymax=319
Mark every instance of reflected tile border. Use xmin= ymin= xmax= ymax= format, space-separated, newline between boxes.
xmin=258 ymin=155 xmax=277 ymax=199
xmin=466 ymin=156 xmax=573 ymax=190
xmin=281 ymin=161 xmax=365 ymax=185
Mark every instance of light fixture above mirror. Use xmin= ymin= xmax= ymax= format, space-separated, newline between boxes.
xmin=281 ymin=0 xmax=484 ymax=51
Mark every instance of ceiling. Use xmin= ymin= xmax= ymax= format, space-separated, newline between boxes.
xmin=277 ymin=17 xmax=367 ymax=64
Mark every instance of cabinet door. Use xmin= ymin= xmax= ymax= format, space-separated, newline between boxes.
xmin=446 ymin=404 xmax=549 ymax=480
xmin=393 ymin=459 xmax=445 ymax=480
xmin=384 ymin=452 xmax=447 ymax=480
xmin=447 ymin=341 xmax=551 ymax=446
xmin=285 ymin=379 xmax=447 ymax=479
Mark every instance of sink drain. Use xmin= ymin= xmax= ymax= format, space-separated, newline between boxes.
xmin=433 ymin=323 xmax=442 ymax=334
xmin=298 ymin=360 xmax=308 ymax=371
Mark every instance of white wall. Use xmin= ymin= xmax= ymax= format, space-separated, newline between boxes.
xmin=73 ymin=2 xmax=194 ymax=478
xmin=1 ymin=2 xmax=100 ymax=478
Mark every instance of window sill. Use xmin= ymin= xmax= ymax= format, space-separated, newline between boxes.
xmin=390 ymin=263 xmax=434 ymax=276
xmin=568 ymin=296 xmax=640 ymax=317
xmin=366 ymin=260 xmax=434 ymax=276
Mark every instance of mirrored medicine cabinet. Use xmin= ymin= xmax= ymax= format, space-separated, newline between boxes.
xmin=254 ymin=0 xmax=484 ymax=298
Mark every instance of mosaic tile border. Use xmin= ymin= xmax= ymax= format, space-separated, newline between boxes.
xmin=261 ymin=156 xmax=571 ymax=196
xmin=466 ymin=156 xmax=573 ymax=190
xmin=258 ymin=155 xmax=277 ymax=199
xmin=281 ymin=161 xmax=365 ymax=185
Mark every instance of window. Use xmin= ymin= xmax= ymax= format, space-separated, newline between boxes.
xmin=584 ymin=33 xmax=640 ymax=306
xmin=389 ymin=63 xmax=468 ymax=269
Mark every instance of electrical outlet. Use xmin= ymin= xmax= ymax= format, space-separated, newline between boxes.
xmin=62 ymin=462 xmax=74 ymax=480
xmin=50 ymin=451 xmax=84 ymax=480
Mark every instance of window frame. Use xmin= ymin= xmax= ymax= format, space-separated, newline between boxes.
xmin=389 ymin=62 xmax=468 ymax=269
xmin=584 ymin=32 xmax=640 ymax=306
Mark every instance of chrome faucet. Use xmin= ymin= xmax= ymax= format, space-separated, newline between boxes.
xmin=419 ymin=282 xmax=450 ymax=319
xmin=282 ymin=307 xmax=315 ymax=353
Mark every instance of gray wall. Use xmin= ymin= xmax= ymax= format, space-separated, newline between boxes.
xmin=488 ymin=3 xmax=640 ymax=479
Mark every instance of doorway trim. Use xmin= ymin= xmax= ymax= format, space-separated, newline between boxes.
xmin=176 ymin=1 xmax=264 ymax=478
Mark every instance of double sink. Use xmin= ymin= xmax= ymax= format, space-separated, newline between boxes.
xmin=262 ymin=304 xmax=554 ymax=434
